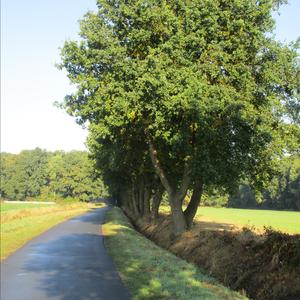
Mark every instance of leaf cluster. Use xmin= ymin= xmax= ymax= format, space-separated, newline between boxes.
xmin=59 ymin=0 xmax=299 ymax=195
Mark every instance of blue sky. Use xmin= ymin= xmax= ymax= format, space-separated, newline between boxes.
xmin=1 ymin=0 xmax=299 ymax=154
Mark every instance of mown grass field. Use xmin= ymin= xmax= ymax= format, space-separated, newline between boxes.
xmin=1 ymin=202 xmax=55 ymax=212
xmin=103 ymin=207 xmax=247 ymax=300
xmin=161 ymin=205 xmax=300 ymax=234
xmin=0 ymin=201 xmax=103 ymax=260
xmin=196 ymin=207 xmax=300 ymax=234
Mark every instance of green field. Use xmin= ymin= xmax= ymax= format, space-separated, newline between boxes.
xmin=1 ymin=202 xmax=55 ymax=212
xmin=194 ymin=207 xmax=300 ymax=234
xmin=1 ymin=202 xmax=102 ymax=260
xmin=160 ymin=206 xmax=300 ymax=234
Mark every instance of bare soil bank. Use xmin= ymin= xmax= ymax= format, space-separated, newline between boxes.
xmin=125 ymin=211 xmax=300 ymax=300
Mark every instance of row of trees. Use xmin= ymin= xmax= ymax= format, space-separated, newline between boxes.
xmin=200 ymin=155 xmax=300 ymax=210
xmin=59 ymin=0 xmax=299 ymax=234
xmin=0 ymin=148 xmax=107 ymax=201
xmin=226 ymin=155 xmax=300 ymax=210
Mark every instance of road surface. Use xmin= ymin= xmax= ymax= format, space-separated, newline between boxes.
xmin=1 ymin=206 xmax=131 ymax=300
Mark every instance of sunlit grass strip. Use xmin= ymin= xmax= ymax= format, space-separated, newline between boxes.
xmin=1 ymin=202 xmax=94 ymax=223
xmin=0 ymin=203 xmax=103 ymax=260
xmin=103 ymin=208 xmax=247 ymax=300
xmin=0 ymin=202 xmax=55 ymax=212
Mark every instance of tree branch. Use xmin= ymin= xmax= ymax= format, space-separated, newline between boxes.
xmin=148 ymin=140 xmax=173 ymax=196
xmin=177 ymin=161 xmax=192 ymax=201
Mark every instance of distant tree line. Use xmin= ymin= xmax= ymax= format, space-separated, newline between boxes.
xmin=0 ymin=148 xmax=108 ymax=202
xmin=200 ymin=155 xmax=300 ymax=211
xmin=226 ymin=155 xmax=300 ymax=210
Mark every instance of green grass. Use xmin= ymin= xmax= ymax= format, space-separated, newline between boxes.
xmin=195 ymin=207 xmax=300 ymax=234
xmin=159 ymin=205 xmax=300 ymax=234
xmin=1 ymin=202 xmax=55 ymax=212
xmin=1 ymin=202 xmax=102 ymax=260
xmin=103 ymin=207 xmax=247 ymax=300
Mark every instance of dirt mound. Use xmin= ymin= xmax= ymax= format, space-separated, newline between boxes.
xmin=129 ymin=214 xmax=300 ymax=300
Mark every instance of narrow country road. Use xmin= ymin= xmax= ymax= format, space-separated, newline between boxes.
xmin=1 ymin=205 xmax=131 ymax=300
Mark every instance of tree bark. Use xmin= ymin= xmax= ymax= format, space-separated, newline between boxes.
xmin=169 ymin=193 xmax=188 ymax=235
xmin=131 ymin=183 xmax=140 ymax=219
xmin=148 ymin=140 xmax=173 ymax=195
xmin=151 ymin=184 xmax=164 ymax=220
xmin=143 ymin=186 xmax=151 ymax=218
xmin=168 ymin=165 xmax=191 ymax=235
xmin=148 ymin=140 xmax=191 ymax=235
xmin=138 ymin=179 xmax=144 ymax=216
xmin=184 ymin=180 xmax=203 ymax=229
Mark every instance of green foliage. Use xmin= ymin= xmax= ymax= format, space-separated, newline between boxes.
xmin=228 ymin=184 xmax=257 ymax=208
xmin=1 ymin=149 xmax=49 ymax=200
xmin=226 ymin=155 xmax=300 ymax=210
xmin=59 ymin=0 xmax=299 ymax=232
xmin=0 ymin=149 xmax=108 ymax=202
xmin=46 ymin=151 xmax=108 ymax=201
xmin=201 ymin=192 xmax=228 ymax=208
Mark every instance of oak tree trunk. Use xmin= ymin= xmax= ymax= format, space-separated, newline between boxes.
xmin=131 ymin=183 xmax=140 ymax=219
xmin=151 ymin=185 xmax=164 ymax=220
xmin=169 ymin=193 xmax=187 ymax=235
xmin=184 ymin=180 xmax=203 ymax=229
xmin=143 ymin=186 xmax=151 ymax=218
xmin=148 ymin=140 xmax=191 ymax=235
xmin=138 ymin=179 xmax=144 ymax=216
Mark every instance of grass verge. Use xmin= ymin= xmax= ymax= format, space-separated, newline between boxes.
xmin=103 ymin=207 xmax=247 ymax=300
xmin=1 ymin=202 xmax=103 ymax=260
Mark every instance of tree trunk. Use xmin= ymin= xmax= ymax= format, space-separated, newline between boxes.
xmin=143 ymin=186 xmax=151 ymax=218
xmin=148 ymin=139 xmax=191 ymax=234
xmin=137 ymin=180 xmax=144 ymax=216
xmin=151 ymin=185 xmax=164 ymax=220
xmin=184 ymin=180 xmax=203 ymax=229
xmin=131 ymin=183 xmax=140 ymax=219
xmin=169 ymin=193 xmax=187 ymax=235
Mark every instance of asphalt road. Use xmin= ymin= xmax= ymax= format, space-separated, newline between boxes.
xmin=1 ymin=206 xmax=131 ymax=300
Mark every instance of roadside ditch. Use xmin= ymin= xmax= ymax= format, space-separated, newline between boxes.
xmin=125 ymin=211 xmax=300 ymax=300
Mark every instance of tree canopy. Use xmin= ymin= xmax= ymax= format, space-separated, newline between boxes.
xmin=59 ymin=0 xmax=299 ymax=234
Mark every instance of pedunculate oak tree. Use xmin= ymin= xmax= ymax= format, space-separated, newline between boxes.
xmin=59 ymin=0 xmax=299 ymax=235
